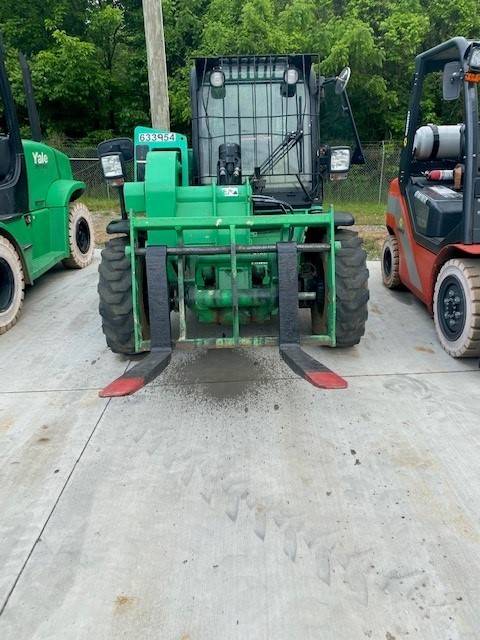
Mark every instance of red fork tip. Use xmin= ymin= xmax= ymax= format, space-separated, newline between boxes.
xmin=99 ymin=376 xmax=145 ymax=398
xmin=305 ymin=371 xmax=348 ymax=390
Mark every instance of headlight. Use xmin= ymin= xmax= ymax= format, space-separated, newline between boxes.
xmin=210 ymin=68 xmax=225 ymax=88
xmin=101 ymin=154 xmax=124 ymax=179
xmin=468 ymin=46 xmax=480 ymax=72
xmin=329 ymin=147 xmax=351 ymax=173
xmin=283 ymin=67 xmax=299 ymax=85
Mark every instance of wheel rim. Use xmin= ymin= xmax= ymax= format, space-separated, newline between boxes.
xmin=76 ymin=217 xmax=91 ymax=254
xmin=0 ymin=257 xmax=14 ymax=312
xmin=437 ymin=275 xmax=466 ymax=341
xmin=383 ymin=245 xmax=392 ymax=278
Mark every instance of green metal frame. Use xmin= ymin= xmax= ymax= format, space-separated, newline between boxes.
xmin=127 ymin=206 xmax=337 ymax=352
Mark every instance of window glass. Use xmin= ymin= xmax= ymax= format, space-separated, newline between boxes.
xmin=420 ymin=71 xmax=464 ymax=126
xmin=0 ymin=101 xmax=7 ymax=136
xmin=319 ymin=82 xmax=358 ymax=147
xmin=197 ymin=61 xmax=312 ymax=186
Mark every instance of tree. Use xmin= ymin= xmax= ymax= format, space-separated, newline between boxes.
xmin=1 ymin=0 xmax=478 ymax=141
xmin=31 ymin=29 xmax=108 ymax=136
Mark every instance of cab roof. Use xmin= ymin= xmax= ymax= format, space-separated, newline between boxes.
xmin=417 ymin=37 xmax=480 ymax=71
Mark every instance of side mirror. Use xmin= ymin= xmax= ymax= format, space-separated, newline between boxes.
xmin=97 ymin=138 xmax=133 ymax=185
xmin=443 ymin=61 xmax=462 ymax=101
xmin=335 ymin=67 xmax=351 ymax=95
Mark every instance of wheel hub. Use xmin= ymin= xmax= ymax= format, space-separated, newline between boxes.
xmin=0 ymin=257 xmax=14 ymax=312
xmin=438 ymin=275 xmax=466 ymax=340
xmin=76 ymin=217 xmax=91 ymax=254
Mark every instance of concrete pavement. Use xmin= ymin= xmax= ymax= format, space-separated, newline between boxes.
xmin=0 ymin=257 xmax=479 ymax=640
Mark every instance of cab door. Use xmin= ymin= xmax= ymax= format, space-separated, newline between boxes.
xmin=0 ymin=45 xmax=28 ymax=220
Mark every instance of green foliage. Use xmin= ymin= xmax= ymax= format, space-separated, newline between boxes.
xmin=33 ymin=30 xmax=106 ymax=105
xmin=0 ymin=0 xmax=478 ymax=141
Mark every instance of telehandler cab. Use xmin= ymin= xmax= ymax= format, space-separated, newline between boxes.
xmin=98 ymin=55 xmax=369 ymax=396
xmin=0 ymin=38 xmax=94 ymax=334
xmin=382 ymin=38 xmax=480 ymax=357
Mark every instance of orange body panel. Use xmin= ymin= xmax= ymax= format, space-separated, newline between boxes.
xmin=386 ymin=178 xmax=480 ymax=313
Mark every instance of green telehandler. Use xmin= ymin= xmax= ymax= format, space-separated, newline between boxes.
xmin=0 ymin=38 xmax=94 ymax=334
xmin=97 ymin=55 xmax=369 ymax=396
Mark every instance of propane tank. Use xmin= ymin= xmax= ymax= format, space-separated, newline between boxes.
xmin=413 ymin=124 xmax=464 ymax=160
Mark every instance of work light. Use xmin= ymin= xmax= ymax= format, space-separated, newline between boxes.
xmin=468 ymin=46 xmax=480 ymax=72
xmin=100 ymin=154 xmax=125 ymax=181
xmin=283 ymin=67 xmax=299 ymax=85
xmin=329 ymin=147 xmax=351 ymax=174
xmin=209 ymin=68 xmax=225 ymax=88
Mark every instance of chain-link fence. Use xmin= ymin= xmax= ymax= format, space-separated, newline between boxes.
xmin=61 ymin=141 xmax=402 ymax=204
xmin=60 ymin=145 xmax=104 ymax=197
xmin=323 ymin=142 xmax=401 ymax=204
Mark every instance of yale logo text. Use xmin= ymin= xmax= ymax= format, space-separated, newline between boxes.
xmin=32 ymin=151 xmax=49 ymax=166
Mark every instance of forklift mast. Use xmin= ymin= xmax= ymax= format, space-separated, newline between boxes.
xmin=18 ymin=53 xmax=42 ymax=143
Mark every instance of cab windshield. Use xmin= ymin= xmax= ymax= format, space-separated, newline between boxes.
xmin=195 ymin=57 xmax=313 ymax=188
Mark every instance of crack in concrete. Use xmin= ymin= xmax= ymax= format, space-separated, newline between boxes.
xmin=0 ymin=360 xmax=135 ymax=616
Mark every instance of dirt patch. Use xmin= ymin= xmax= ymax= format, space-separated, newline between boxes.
xmin=114 ymin=594 xmax=137 ymax=611
xmin=415 ymin=345 xmax=435 ymax=354
xmin=0 ymin=417 xmax=14 ymax=432
xmin=172 ymin=348 xmax=268 ymax=402
xmin=92 ymin=211 xmax=120 ymax=247
xmin=354 ymin=225 xmax=386 ymax=260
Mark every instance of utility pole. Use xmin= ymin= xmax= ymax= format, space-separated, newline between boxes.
xmin=142 ymin=0 xmax=170 ymax=129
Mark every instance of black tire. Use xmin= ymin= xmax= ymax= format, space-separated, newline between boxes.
xmin=98 ymin=237 xmax=135 ymax=354
xmin=63 ymin=202 xmax=95 ymax=269
xmin=433 ymin=258 xmax=480 ymax=357
xmin=335 ymin=230 xmax=369 ymax=346
xmin=381 ymin=234 xmax=402 ymax=289
xmin=0 ymin=236 xmax=25 ymax=334
xmin=312 ymin=229 xmax=369 ymax=346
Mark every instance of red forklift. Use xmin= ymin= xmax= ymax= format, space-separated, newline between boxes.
xmin=382 ymin=37 xmax=480 ymax=357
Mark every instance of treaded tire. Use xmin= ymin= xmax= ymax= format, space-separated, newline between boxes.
xmin=98 ymin=237 xmax=135 ymax=354
xmin=433 ymin=258 xmax=480 ymax=358
xmin=381 ymin=234 xmax=402 ymax=289
xmin=63 ymin=201 xmax=95 ymax=269
xmin=0 ymin=236 xmax=25 ymax=334
xmin=311 ymin=229 xmax=369 ymax=345
xmin=333 ymin=229 xmax=369 ymax=347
